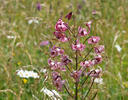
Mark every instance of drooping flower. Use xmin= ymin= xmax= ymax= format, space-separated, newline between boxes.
xmin=78 ymin=26 xmax=88 ymax=37
xmin=40 ymin=41 xmax=49 ymax=46
xmin=93 ymin=55 xmax=102 ymax=64
xmin=65 ymin=12 xmax=72 ymax=20
xmin=16 ymin=69 xmax=39 ymax=78
xmin=55 ymin=19 xmax=68 ymax=32
xmin=94 ymin=45 xmax=104 ymax=54
xmin=86 ymin=21 xmax=92 ymax=29
xmin=54 ymin=31 xmax=68 ymax=42
xmin=88 ymin=36 xmax=100 ymax=44
xmin=48 ymin=59 xmax=66 ymax=71
xmin=50 ymin=46 xmax=64 ymax=57
xmin=72 ymin=40 xmax=85 ymax=51
xmin=80 ymin=60 xmax=94 ymax=68
xmin=88 ymin=68 xmax=102 ymax=78
xmin=61 ymin=55 xmax=72 ymax=65
xmin=52 ymin=72 xmax=65 ymax=91
xmin=36 ymin=3 xmax=42 ymax=11
xmin=71 ymin=70 xmax=82 ymax=82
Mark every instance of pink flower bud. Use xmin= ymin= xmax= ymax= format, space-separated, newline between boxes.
xmin=65 ymin=12 xmax=72 ymax=20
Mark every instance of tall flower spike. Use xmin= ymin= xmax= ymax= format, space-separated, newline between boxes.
xmin=55 ymin=19 xmax=68 ymax=32
xmin=88 ymin=36 xmax=100 ymax=44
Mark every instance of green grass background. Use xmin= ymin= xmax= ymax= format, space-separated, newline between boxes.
xmin=0 ymin=0 xmax=128 ymax=100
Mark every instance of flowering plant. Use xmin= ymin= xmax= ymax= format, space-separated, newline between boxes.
xmin=47 ymin=12 xmax=104 ymax=100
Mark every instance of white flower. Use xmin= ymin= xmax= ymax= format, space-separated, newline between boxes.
xmin=16 ymin=69 xmax=39 ymax=78
xmin=40 ymin=69 xmax=47 ymax=73
xmin=40 ymin=88 xmax=62 ymax=100
xmin=115 ymin=44 xmax=122 ymax=52
xmin=28 ymin=19 xmax=39 ymax=24
xmin=52 ymin=90 xmax=62 ymax=99
xmin=94 ymin=78 xmax=103 ymax=84
xmin=7 ymin=35 xmax=15 ymax=39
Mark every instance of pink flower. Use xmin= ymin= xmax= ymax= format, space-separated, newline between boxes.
xmin=94 ymin=45 xmax=104 ymax=54
xmin=92 ymin=10 xmax=96 ymax=15
xmin=89 ymin=68 xmax=102 ymax=78
xmin=50 ymin=46 xmax=64 ymax=57
xmin=55 ymin=19 xmax=68 ymax=32
xmin=40 ymin=41 xmax=49 ymax=46
xmin=48 ymin=59 xmax=66 ymax=71
xmin=72 ymin=40 xmax=85 ymax=51
xmin=36 ymin=3 xmax=42 ymax=11
xmin=93 ymin=55 xmax=102 ymax=64
xmin=52 ymin=72 xmax=65 ymax=91
xmin=65 ymin=12 xmax=72 ymax=20
xmin=71 ymin=70 xmax=82 ymax=82
xmin=86 ymin=21 xmax=92 ymax=29
xmin=61 ymin=55 xmax=72 ymax=65
xmin=78 ymin=26 xmax=88 ymax=37
xmin=54 ymin=31 xmax=68 ymax=42
xmin=88 ymin=36 xmax=100 ymax=44
xmin=80 ymin=60 xmax=93 ymax=68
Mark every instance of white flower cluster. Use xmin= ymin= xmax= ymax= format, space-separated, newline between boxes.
xmin=16 ymin=69 xmax=39 ymax=78
xmin=40 ymin=88 xmax=62 ymax=100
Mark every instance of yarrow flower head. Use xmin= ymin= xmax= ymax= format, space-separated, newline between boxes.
xmin=72 ymin=40 xmax=85 ymax=51
xmin=16 ymin=69 xmax=39 ymax=78
xmin=88 ymin=36 xmax=100 ymax=44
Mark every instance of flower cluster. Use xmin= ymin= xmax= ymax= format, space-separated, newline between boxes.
xmin=16 ymin=69 xmax=39 ymax=78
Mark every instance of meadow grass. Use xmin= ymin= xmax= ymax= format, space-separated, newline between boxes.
xmin=0 ymin=0 xmax=128 ymax=100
